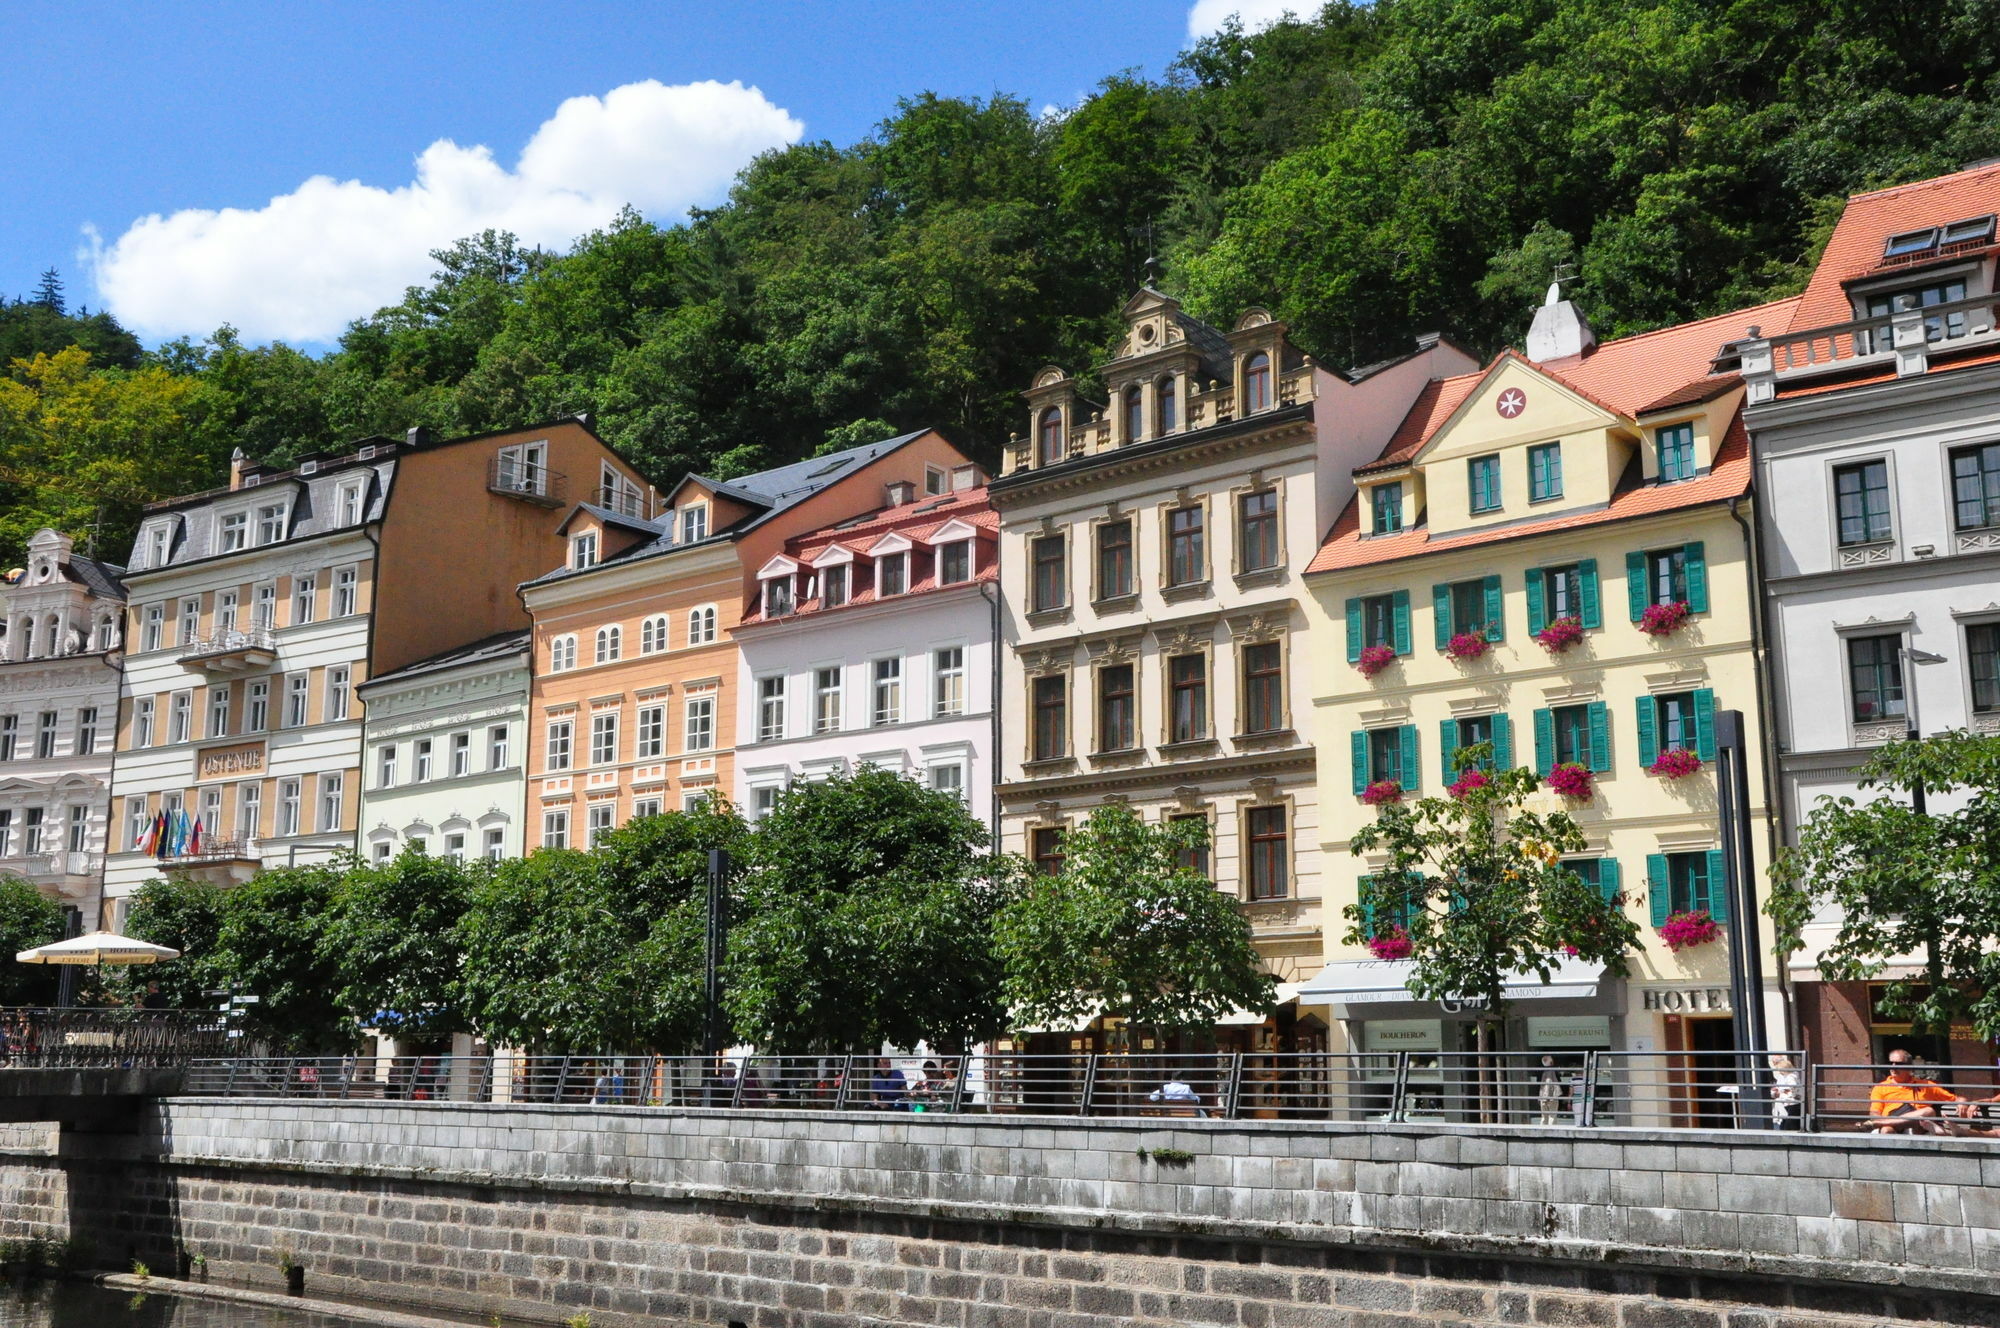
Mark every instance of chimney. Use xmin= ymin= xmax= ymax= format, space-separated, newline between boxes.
xmin=950 ymin=464 xmax=982 ymax=492
xmin=885 ymin=480 xmax=915 ymax=507
xmin=405 ymin=425 xmax=434 ymax=448
xmin=229 ymin=448 xmax=247 ymax=491
xmin=1526 ymin=279 xmax=1596 ymax=363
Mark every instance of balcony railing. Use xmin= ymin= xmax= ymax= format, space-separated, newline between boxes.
xmin=177 ymin=628 xmax=276 ymax=670
xmin=0 ymin=852 xmax=103 ymax=880
xmin=1741 ymin=291 xmax=2000 ymax=399
xmin=489 ymin=458 xmax=566 ymax=508
xmin=157 ymin=838 xmax=255 ymax=868
xmin=590 ymin=484 xmax=648 ymax=520
xmin=0 ymin=1007 xmax=230 ymax=1068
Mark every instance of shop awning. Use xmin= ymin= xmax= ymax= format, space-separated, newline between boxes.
xmin=1296 ymin=957 xmax=1606 ymax=1011
xmin=1213 ymin=983 xmax=1303 ymax=1026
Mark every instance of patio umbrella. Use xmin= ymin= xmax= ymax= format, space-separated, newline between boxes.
xmin=15 ymin=931 xmax=180 ymax=965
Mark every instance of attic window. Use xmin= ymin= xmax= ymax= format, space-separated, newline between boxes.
xmin=808 ymin=458 xmax=851 ymax=478
xmin=1884 ymin=228 xmax=1937 ymax=258
xmin=1942 ymin=214 xmax=1996 ymax=246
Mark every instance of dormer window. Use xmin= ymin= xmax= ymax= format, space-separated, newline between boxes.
xmin=1124 ymin=385 xmax=1143 ymax=442
xmin=765 ymin=578 xmax=794 ymax=617
xmin=1037 ymin=408 xmax=1065 ymax=466
xmin=1884 ymin=227 xmax=1937 ymax=258
xmin=1157 ymin=376 xmax=1177 ymax=433
xmin=938 ymin=541 xmax=972 ymax=586
xmin=821 ymin=564 xmax=848 ymax=608
xmin=338 ymin=479 xmax=366 ymax=526
xmin=255 ymin=503 xmax=286 ymax=545
xmin=219 ymin=512 xmax=247 ymax=552
xmin=571 ymin=531 xmax=599 ymax=569
xmin=145 ymin=525 xmax=171 ymax=567
xmin=1656 ymin=424 xmax=1696 ymax=483
xmin=878 ymin=552 xmax=907 ymax=597
xmin=1371 ymin=484 xmax=1403 ymax=535
xmin=924 ymin=465 xmax=948 ymax=496
xmin=1244 ymin=351 xmax=1272 ymax=413
xmin=1943 ymin=215 xmax=1996 ymax=246
xmin=679 ymin=504 xmax=708 ymax=543
xmin=1865 ymin=278 xmax=1969 ymax=353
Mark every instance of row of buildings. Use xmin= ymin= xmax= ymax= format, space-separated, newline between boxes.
xmin=6 ymin=159 xmax=1999 ymax=1071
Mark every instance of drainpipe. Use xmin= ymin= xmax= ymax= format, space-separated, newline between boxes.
xmin=978 ymin=581 xmax=1002 ymax=851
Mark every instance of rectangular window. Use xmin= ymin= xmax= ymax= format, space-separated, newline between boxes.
xmin=325 ymin=666 xmax=350 ymax=722
xmin=285 ymin=674 xmax=310 ymax=728
xmin=141 ymin=605 xmax=164 ymax=652
xmin=1247 ymin=805 xmax=1288 ymax=900
xmin=757 ymin=676 xmax=787 ymax=742
xmin=1031 ymin=535 xmax=1066 ymax=612
xmin=929 ymin=762 xmax=965 ymax=800
xmin=414 ymin=738 xmax=434 ymax=781
xmin=752 ymin=787 xmax=779 ymax=822
xmin=1834 ymin=460 xmax=1893 ymax=546
xmin=1168 ymin=654 xmax=1208 ymax=744
xmin=1528 ymin=442 xmax=1562 ymax=501
xmin=813 ymin=667 xmax=843 ymax=734
xmin=22 ymin=808 xmax=42 ymax=855
xmin=1648 ymin=548 xmax=1687 ymax=607
xmin=877 ymin=552 xmax=907 ymax=597
xmin=377 ymin=745 xmax=398 ymax=789
xmin=484 ymin=828 xmax=506 ymax=861
xmin=590 ymin=712 xmax=619 ymax=765
xmin=1031 ymin=674 xmax=1068 ymax=761
xmin=1971 ymin=623 xmax=2000 ymax=714
xmin=1848 ymin=635 xmax=1906 ymax=722
xmin=318 ymin=773 xmax=343 ymax=833
xmin=543 ymin=809 xmax=570 ymax=850
xmin=450 ymin=731 xmax=471 ymax=777
xmin=488 ymin=724 xmax=510 ymax=769
xmin=168 ymin=692 xmax=192 ymax=745
xmin=765 ymin=579 xmax=794 ymax=617
xmin=684 ymin=696 xmax=715 ymax=751
xmin=197 ymin=789 xmax=222 ymax=839
xmin=1367 ymin=727 xmax=1404 ymax=785
xmin=291 ymin=574 xmax=316 ymax=625
xmin=277 ymin=778 xmax=301 ymax=837
xmin=207 ymin=686 xmax=230 ymax=739
xmin=76 ymin=707 xmax=98 ymax=754
xmin=820 ymin=563 xmax=849 ymax=608
xmin=338 ymin=480 xmax=365 ymax=526
xmin=252 ymin=583 xmax=276 ymax=629
xmin=570 ymin=531 xmax=598 ymax=569
xmin=333 ymin=567 xmax=358 ymax=617
xmin=1544 ymin=564 xmax=1581 ymax=621
xmin=934 ymin=647 xmax=966 ymax=717
xmin=256 ymin=503 xmax=286 ymax=545
xmin=680 ymin=504 xmax=708 ymax=543
xmin=136 ymin=700 xmax=159 ymax=749
xmin=1867 ymin=278 xmax=1970 ymax=352
xmin=1666 ymin=852 xmax=1714 ymax=915
xmin=1657 ymin=423 xmax=1696 ymax=482
xmin=1553 ymin=704 xmax=1592 ymax=767
xmin=220 ymin=512 xmax=247 ymax=552
xmin=443 ymin=831 xmax=466 ymax=861
xmin=67 ymin=804 xmax=89 ymax=853
xmin=546 ymin=719 xmax=573 ymax=771
xmin=1468 ymin=454 xmax=1502 ymax=513
xmin=35 ymin=711 xmax=57 ymax=759
xmin=1172 ymin=813 xmax=1210 ymax=880
xmin=178 ymin=596 xmax=201 ymax=645
xmin=1360 ymin=594 xmax=1397 ymax=650
xmin=1243 ymin=642 xmax=1283 ymax=734
xmin=1455 ymin=715 xmax=1495 ymax=769
xmin=1450 ymin=579 xmax=1488 ymax=636
xmin=872 ymin=658 xmax=902 ymax=726
xmin=1951 ymin=442 xmax=2000 ymax=531
xmin=215 ymin=590 xmax=238 ymax=633
xmin=1030 ymin=826 xmax=1065 ymax=876
xmin=0 ymin=715 xmax=16 ymax=760
xmin=245 ymin=681 xmax=268 ymax=733
xmin=587 ymin=803 xmax=615 ymax=848
xmin=1238 ymin=489 xmax=1279 ymax=571
xmin=145 ymin=525 xmax=170 ymax=567
xmin=939 ymin=541 xmax=972 ymax=585
xmin=1371 ymin=483 xmax=1403 ymax=534
xmin=1656 ymin=692 xmax=1697 ymax=753
xmin=1167 ymin=506 xmax=1204 ymax=586
xmin=125 ymin=798 xmax=147 ymax=852
xmin=636 ymin=704 xmax=665 ymax=759
xmin=238 ymin=784 xmax=261 ymax=842
xmin=0 ymin=809 xmax=13 ymax=854
xmin=1096 ymin=520 xmax=1133 ymax=599
xmin=1097 ymin=664 xmax=1135 ymax=752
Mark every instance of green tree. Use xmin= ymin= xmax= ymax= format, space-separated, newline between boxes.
xmin=995 ymin=806 xmax=1270 ymax=1035
xmin=0 ymin=877 xmax=63 ymax=1005
xmin=213 ymin=862 xmax=351 ymax=1051
xmin=1770 ymin=731 xmax=2000 ymax=1040
xmin=323 ymin=847 xmax=480 ymax=1041
xmin=120 ymin=876 xmax=229 ymax=1011
xmin=1346 ymin=747 xmax=1640 ymax=1048
xmin=728 ymin=768 xmax=1012 ymax=1052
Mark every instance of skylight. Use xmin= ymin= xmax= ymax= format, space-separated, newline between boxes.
xmin=1943 ymin=214 xmax=1997 ymax=246
xmin=1883 ymin=227 xmax=1938 ymax=258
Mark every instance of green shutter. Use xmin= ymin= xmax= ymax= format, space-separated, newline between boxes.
xmin=1626 ymin=550 xmax=1648 ymax=621
xmin=1693 ymin=688 xmax=1717 ymax=762
xmin=1526 ymin=569 xmax=1546 ymax=637
xmin=1534 ymin=708 xmax=1555 ymax=776
xmin=1399 ymin=725 xmax=1420 ymax=791
xmin=1492 ymin=713 xmax=1514 ymax=770
xmin=1647 ymin=855 xmax=1670 ymax=927
xmin=1351 ymin=731 xmax=1368 ymax=796
xmin=1705 ymin=849 xmax=1731 ymax=922
xmin=1636 ymin=695 xmax=1659 ymax=769
xmin=1578 ymin=559 xmax=1601 ymax=630
xmin=1586 ymin=701 xmax=1611 ymax=773
xmin=1432 ymin=584 xmax=1452 ymax=649
xmin=1598 ymin=858 xmax=1623 ymax=906
xmin=1483 ymin=574 xmax=1504 ymax=642
xmin=1684 ymin=541 xmax=1709 ymax=613
xmin=1345 ymin=598 xmax=1362 ymax=664
xmin=1358 ymin=875 xmax=1376 ymax=932
xmin=1392 ymin=589 xmax=1411 ymax=656
xmin=1439 ymin=720 xmax=1460 ymax=775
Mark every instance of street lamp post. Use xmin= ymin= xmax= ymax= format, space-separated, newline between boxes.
xmin=1902 ymin=647 xmax=1948 ymax=816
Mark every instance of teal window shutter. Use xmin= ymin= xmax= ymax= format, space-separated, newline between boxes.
xmin=1345 ymin=598 xmax=1363 ymax=664
xmin=1586 ymin=701 xmax=1611 ymax=773
xmin=1533 ymin=708 xmax=1555 ymax=775
xmin=1647 ymin=855 xmax=1670 ymax=927
xmin=1577 ymin=559 xmax=1601 ymax=629
xmin=1492 ymin=713 xmax=1514 ymax=770
xmin=1693 ymin=689 xmax=1717 ymax=762
xmin=1626 ymin=550 xmax=1648 ymax=621
xmin=1399 ymin=725 xmax=1420 ymax=791
xmin=1597 ymin=858 xmax=1623 ymax=906
xmin=1483 ymin=574 xmax=1504 ymax=642
xmin=1705 ymin=849 xmax=1730 ymax=922
xmin=1439 ymin=720 xmax=1459 ymax=775
xmin=1432 ymin=584 xmax=1452 ymax=649
xmin=1392 ymin=589 xmax=1412 ymax=655
xmin=1636 ymin=695 xmax=1659 ymax=769
xmin=1683 ymin=541 xmax=1709 ymax=613
xmin=1351 ymin=731 xmax=1368 ymax=796
xmin=1358 ymin=874 xmax=1376 ymax=933
xmin=1526 ymin=569 xmax=1546 ymax=637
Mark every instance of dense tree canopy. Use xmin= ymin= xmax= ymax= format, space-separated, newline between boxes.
xmin=6 ymin=1 xmax=2000 ymax=566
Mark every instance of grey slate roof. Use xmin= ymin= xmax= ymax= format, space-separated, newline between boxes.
xmin=64 ymin=555 xmax=128 ymax=602
xmin=355 ymin=629 xmax=531 ymax=693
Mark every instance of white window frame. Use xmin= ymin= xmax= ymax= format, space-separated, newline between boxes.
xmin=488 ymin=724 xmax=510 ymax=770
xmin=239 ymin=783 xmax=262 ymax=842
xmin=757 ymin=676 xmax=787 ymax=742
xmin=587 ymin=802 xmax=615 ymax=847
xmin=934 ymin=646 xmax=967 ymax=717
xmin=141 ymin=604 xmax=164 ymax=652
xmin=497 ymin=441 xmax=549 ymax=497
xmin=449 ymin=731 xmax=471 ymax=777
xmin=219 ymin=512 xmax=247 ymax=553
xmin=332 ymin=566 xmax=359 ymax=617
xmin=277 ymin=778 xmax=302 ymax=837
xmin=571 ymin=531 xmax=599 ymax=569
xmin=325 ymin=666 xmax=350 ymax=722
xmin=216 ymin=590 xmax=239 ymax=633
xmin=76 ymin=707 xmax=98 ymax=754
xmin=636 ymin=704 xmax=665 ymax=759
xmin=873 ymin=657 xmax=902 ymax=726
xmin=319 ymin=772 xmax=344 ymax=833
xmin=483 ymin=827 xmax=506 ymax=861
xmin=814 ymin=667 xmax=843 ymax=734
xmin=633 ymin=797 xmax=663 ymax=820
xmin=688 ymin=605 xmax=717 ymax=645
xmin=640 ymin=614 xmax=669 ymax=654
xmin=590 ymin=711 xmax=619 ymax=766
xmin=252 ymin=583 xmax=276 ymax=629
xmin=207 ymin=685 xmax=231 ymax=739
xmin=144 ymin=524 xmax=171 ymax=568
xmin=377 ymin=745 xmax=398 ymax=789
xmin=542 ymin=808 xmax=569 ymax=849
xmin=291 ymin=574 xmax=316 ymax=625
xmin=284 ymin=673 xmax=310 ymax=728
xmin=546 ymin=719 xmax=574 ymax=771
xmin=133 ymin=697 xmax=156 ymax=747
xmin=255 ymin=502 xmax=288 ymax=546
xmin=550 ymin=635 xmax=577 ymax=672
xmin=245 ymin=680 xmax=269 ymax=732
xmin=66 ymin=804 xmax=89 ymax=852
xmin=414 ymin=738 xmax=434 ymax=782
xmin=168 ymin=691 xmax=192 ymax=744
xmin=679 ymin=503 xmax=709 ymax=543
xmin=337 ymin=478 xmax=366 ymax=526
xmin=177 ymin=596 xmax=201 ymax=646
xmin=684 ymin=695 xmax=716 ymax=752
xmin=127 ymin=797 xmax=148 ymax=851
xmin=595 ymin=624 xmax=622 ymax=664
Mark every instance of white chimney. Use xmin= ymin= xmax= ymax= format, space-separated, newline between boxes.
xmin=950 ymin=464 xmax=982 ymax=492
xmin=885 ymin=480 xmax=915 ymax=507
xmin=1526 ymin=279 xmax=1597 ymax=363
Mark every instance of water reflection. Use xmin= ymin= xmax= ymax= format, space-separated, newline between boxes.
xmin=0 ymin=1283 xmax=394 ymax=1328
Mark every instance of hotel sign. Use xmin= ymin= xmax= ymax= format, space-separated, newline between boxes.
xmin=196 ymin=742 xmax=266 ymax=782
xmin=1641 ymin=986 xmax=1731 ymax=1014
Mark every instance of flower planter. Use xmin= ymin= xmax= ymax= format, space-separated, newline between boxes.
xmin=1648 ymin=748 xmax=1703 ymax=779
xmin=1546 ymin=762 xmax=1594 ymax=799
xmin=1659 ymin=909 xmax=1720 ymax=952
xmin=1639 ymin=600 xmax=1691 ymax=636
xmin=1447 ymin=768 xmax=1490 ymax=800
xmin=1367 ymin=927 xmax=1413 ymax=961
xmin=1445 ymin=631 xmax=1491 ymax=661
xmin=1361 ymin=780 xmax=1404 ymax=806
xmin=1355 ymin=644 xmax=1397 ymax=678
xmin=1535 ymin=616 xmax=1585 ymax=654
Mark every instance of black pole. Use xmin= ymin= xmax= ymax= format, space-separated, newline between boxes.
xmin=703 ymin=848 xmax=729 ymax=1058
xmin=1715 ymin=710 xmax=1771 ymax=1124
xmin=54 ymin=906 xmax=82 ymax=1008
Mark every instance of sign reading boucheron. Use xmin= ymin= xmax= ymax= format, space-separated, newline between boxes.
xmin=195 ymin=742 xmax=266 ymax=781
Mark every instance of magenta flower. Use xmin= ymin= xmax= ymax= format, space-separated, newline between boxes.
xmin=1649 ymin=747 xmax=1703 ymax=779
xmin=1361 ymin=779 xmax=1404 ymax=806
xmin=1445 ymin=631 xmax=1491 ymax=660
xmin=1546 ymin=763 xmax=1594 ymax=799
xmin=1367 ymin=926 xmax=1414 ymax=961
xmin=1639 ymin=601 xmax=1691 ymax=636
xmin=1447 ymin=767 xmax=1490 ymax=800
xmin=1658 ymin=909 xmax=1721 ymax=952
xmin=1356 ymin=644 xmax=1397 ymax=677
xmin=1535 ymin=616 xmax=1585 ymax=654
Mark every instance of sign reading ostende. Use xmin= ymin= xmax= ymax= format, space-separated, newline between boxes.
xmin=196 ymin=742 xmax=266 ymax=781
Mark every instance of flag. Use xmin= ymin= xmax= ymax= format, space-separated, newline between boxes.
xmin=188 ymin=815 xmax=203 ymax=855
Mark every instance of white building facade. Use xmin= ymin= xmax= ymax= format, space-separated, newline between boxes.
xmin=0 ymin=529 xmax=125 ymax=915
xmin=356 ymin=632 xmax=530 ymax=863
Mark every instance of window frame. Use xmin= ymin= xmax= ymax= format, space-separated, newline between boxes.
xmin=1237 ymin=488 xmax=1280 ymax=573
xmin=933 ymin=646 xmax=967 ymax=717
xmin=1832 ymin=458 xmax=1894 ymax=547
xmin=1243 ymin=351 xmax=1272 ymax=413
xmin=1242 ymin=641 xmax=1284 ymax=735
xmin=1095 ymin=519 xmax=1134 ymax=601
xmin=872 ymin=657 xmax=902 ymax=727
xmin=1528 ymin=442 xmax=1563 ymax=502
xmin=1969 ymin=621 xmax=2000 ymax=715
xmin=589 ymin=711 xmax=619 ymax=766
xmin=636 ymin=703 xmax=665 ymax=759
xmin=1371 ymin=483 xmax=1403 ymax=535
xmin=545 ymin=718 xmax=574 ymax=772
xmin=938 ymin=540 xmax=972 ymax=586
xmin=1468 ymin=454 xmax=1502 ymax=514
xmin=876 ymin=552 xmax=907 ymax=598
xmin=1656 ymin=423 xmax=1696 ymax=482
xmin=813 ymin=666 xmax=843 ymax=734
xmin=1030 ymin=673 xmax=1068 ymax=762
xmin=1245 ymin=803 xmax=1289 ymax=901
xmin=1166 ymin=504 xmax=1205 ymax=588
xmin=1950 ymin=442 xmax=2000 ymax=532
xmin=1847 ymin=634 xmax=1906 ymax=724
xmin=684 ymin=694 xmax=716 ymax=752
xmin=1096 ymin=662 xmax=1135 ymax=754
xmin=1030 ymin=533 xmax=1067 ymax=613
xmin=1167 ymin=652 xmax=1209 ymax=745
xmin=757 ymin=676 xmax=787 ymax=742
xmin=1037 ymin=407 xmax=1065 ymax=467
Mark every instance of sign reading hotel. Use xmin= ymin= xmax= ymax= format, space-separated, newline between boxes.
xmin=196 ymin=742 xmax=267 ymax=781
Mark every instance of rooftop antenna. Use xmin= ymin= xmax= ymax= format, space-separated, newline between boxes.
xmin=1545 ymin=261 xmax=1578 ymax=306
xmin=82 ymin=506 xmax=105 ymax=559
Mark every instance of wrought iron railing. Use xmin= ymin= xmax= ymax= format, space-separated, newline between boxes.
xmin=0 ymin=1008 xmax=231 ymax=1068
xmin=488 ymin=458 xmax=566 ymax=507
xmin=1810 ymin=1062 xmax=2000 ymax=1135
xmin=177 ymin=628 xmax=276 ymax=663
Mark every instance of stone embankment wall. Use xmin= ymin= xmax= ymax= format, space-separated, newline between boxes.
xmin=7 ymin=1100 xmax=2000 ymax=1328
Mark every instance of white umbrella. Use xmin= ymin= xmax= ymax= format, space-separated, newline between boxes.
xmin=15 ymin=931 xmax=180 ymax=965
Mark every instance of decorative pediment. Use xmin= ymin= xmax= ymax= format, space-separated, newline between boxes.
xmin=1019 ymin=647 xmax=1073 ymax=677
xmin=1084 ymin=632 xmax=1143 ymax=664
xmin=868 ymin=530 xmax=914 ymax=557
xmin=1225 ymin=610 xmax=1291 ymax=644
xmin=1247 ymin=776 xmax=1281 ymax=804
xmin=1032 ymin=799 xmax=1065 ymax=826
xmin=928 ymin=517 xmax=980 ymax=545
xmin=809 ymin=544 xmax=855 ymax=569
xmin=755 ymin=554 xmax=800 ymax=580
xmin=1156 ymin=618 xmax=1218 ymax=653
xmin=1172 ymin=785 xmax=1205 ymax=813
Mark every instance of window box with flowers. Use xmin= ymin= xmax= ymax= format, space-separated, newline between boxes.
xmin=1639 ymin=601 xmax=1692 ymax=637
xmin=1445 ymin=631 xmax=1491 ymax=661
xmin=1535 ymin=616 xmax=1585 ymax=655
xmin=1446 ymin=767 xmax=1490 ymax=800
xmin=1355 ymin=644 xmax=1397 ymax=678
xmin=1361 ymin=780 xmax=1404 ymax=806
xmin=1648 ymin=748 xmax=1703 ymax=779
xmin=1658 ymin=909 xmax=1720 ymax=951
xmin=1366 ymin=926 xmax=1413 ymax=961
xmin=1546 ymin=762 xmax=1594 ymax=799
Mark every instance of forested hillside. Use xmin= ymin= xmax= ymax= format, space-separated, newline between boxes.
xmin=5 ymin=0 xmax=1999 ymax=567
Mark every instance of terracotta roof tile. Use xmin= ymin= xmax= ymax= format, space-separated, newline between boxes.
xmin=1785 ymin=161 xmax=2000 ymax=332
xmin=1354 ymin=376 xmax=1479 ymax=474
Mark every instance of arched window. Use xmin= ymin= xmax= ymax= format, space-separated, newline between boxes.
xmin=595 ymin=625 xmax=622 ymax=665
xmin=1123 ymin=386 xmax=1143 ymax=442
xmin=550 ymin=635 xmax=577 ymax=672
xmin=1037 ymin=407 xmax=1065 ymax=466
xmin=688 ymin=605 xmax=718 ymax=646
xmin=1157 ymin=376 xmax=1176 ymax=434
xmin=1244 ymin=352 xmax=1272 ymax=413
xmin=640 ymin=614 xmax=669 ymax=654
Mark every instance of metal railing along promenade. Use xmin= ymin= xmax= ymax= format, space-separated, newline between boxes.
xmin=167 ymin=1049 xmax=1978 ymax=1134
xmin=0 ymin=1008 xmax=230 ymax=1068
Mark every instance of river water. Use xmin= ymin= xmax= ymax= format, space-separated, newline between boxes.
xmin=0 ymin=1283 xmax=426 ymax=1328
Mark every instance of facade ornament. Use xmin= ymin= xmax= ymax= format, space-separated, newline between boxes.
xmin=1248 ymin=777 xmax=1280 ymax=805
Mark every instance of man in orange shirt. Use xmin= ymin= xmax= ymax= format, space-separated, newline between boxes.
xmin=1869 ymin=1050 xmax=1978 ymax=1135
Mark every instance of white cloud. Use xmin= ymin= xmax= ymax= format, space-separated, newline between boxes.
xmin=90 ymin=79 xmax=803 ymax=344
xmin=1186 ymin=0 xmax=1307 ymax=39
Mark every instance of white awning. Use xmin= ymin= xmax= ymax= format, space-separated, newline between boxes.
xmin=1214 ymin=983 xmax=1303 ymax=1026
xmin=1296 ymin=957 xmax=1605 ymax=1010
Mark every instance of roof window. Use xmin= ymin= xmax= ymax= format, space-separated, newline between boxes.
xmin=1942 ymin=214 xmax=1996 ymax=246
xmin=1883 ymin=228 xmax=1937 ymax=258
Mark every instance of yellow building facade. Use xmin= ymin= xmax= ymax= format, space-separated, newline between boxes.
xmin=1300 ymin=297 xmax=1787 ymax=1090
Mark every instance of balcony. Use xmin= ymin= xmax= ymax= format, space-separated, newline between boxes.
xmin=0 ymin=853 xmax=102 ymax=903
xmin=489 ymin=458 xmax=567 ymax=508
xmin=157 ymin=838 xmax=261 ymax=885
xmin=591 ymin=484 xmax=648 ymax=520
xmin=1740 ymin=291 xmax=2000 ymax=403
xmin=178 ymin=628 xmax=277 ymax=673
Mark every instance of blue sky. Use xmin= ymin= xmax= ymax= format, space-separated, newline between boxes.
xmin=0 ymin=1 xmax=1297 ymax=348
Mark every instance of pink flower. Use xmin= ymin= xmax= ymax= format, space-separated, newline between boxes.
xmin=1446 ymin=631 xmax=1491 ymax=660
xmin=1648 ymin=747 xmax=1703 ymax=779
xmin=1361 ymin=780 xmax=1404 ymax=806
xmin=1367 ymin=927 xmax=1413 ymax=961
xmin=1447 ymin=767 xmax=1490 ymax=800
xmin=1535 ymin=616 xmax=1585 ymax=654
xmin=1639 ymin=601 xmax=1691 ymax=636
xmin=1546 ymin=763 xmax=1594 ymax=799
xmin=1355 ymin=644 xmax=1397 ymax=677
xmin=1658 ymin=909 xmax=1721 ymax=952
